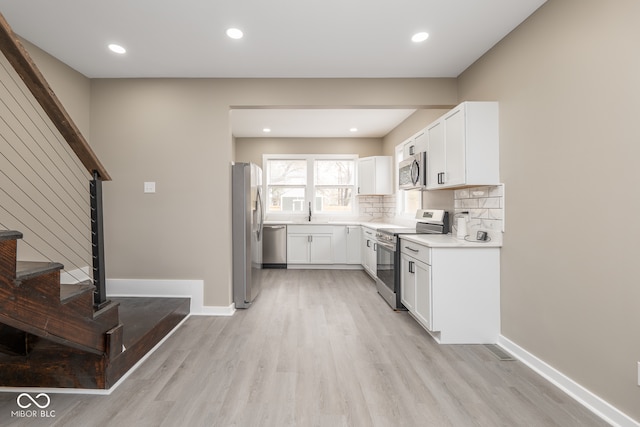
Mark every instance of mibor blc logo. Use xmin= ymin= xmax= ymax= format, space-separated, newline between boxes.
xmin=11 ymin=393 xmax=56 ymax=418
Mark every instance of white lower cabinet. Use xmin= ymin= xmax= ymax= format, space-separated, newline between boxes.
xmin=287 ymin=226 xmax=333 ymax=264
xmin=413 ymin=261 xmax=432 ymax=331
xmin=345 ymin=226 xmax=362 ymax=264
xmin=309 ymin=235 xmax=332 ymax=263
xmin=400 ymin=253 xmax=417 ymax=311
xmin=400 ymin=251 xmax=431 ymax=329
xmin=331 ymin=225 xmax=361 ymax=264
xmin=361 ymin=227 xmax=377 ymax=278
xmin=400 ymin=238 xmax=500 ymax=344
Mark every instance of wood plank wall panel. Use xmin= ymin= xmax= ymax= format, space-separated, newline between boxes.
xmin=0 ymin=49 xmax=92 ymax=278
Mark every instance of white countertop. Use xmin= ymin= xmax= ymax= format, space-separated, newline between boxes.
xmin=264 ymin=220 xmax=404 ymax=229
xmin=263 ymin=220 xmax=502 ymax=247
xmin=400 ymin=234 xmax=502 ymax=248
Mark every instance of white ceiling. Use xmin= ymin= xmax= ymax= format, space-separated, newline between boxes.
xmin=0 ymin=0 xmax=546 ymax=79
xmin=0 ymin=0 xmax=546 ymax=137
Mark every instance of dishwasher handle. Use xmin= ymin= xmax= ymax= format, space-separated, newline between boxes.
xmin=264 ymin=225 xmax=286 ymax=229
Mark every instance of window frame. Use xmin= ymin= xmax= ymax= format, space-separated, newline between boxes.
xmin=263 ymin=154 xmax=358 ymax=218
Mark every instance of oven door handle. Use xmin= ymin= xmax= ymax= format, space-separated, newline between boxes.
xmin=376 ymin=240 xmax=395 ymax=251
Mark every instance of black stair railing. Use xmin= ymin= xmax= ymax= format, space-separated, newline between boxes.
xmin=90 ymin=171 xmax=109 ymax=309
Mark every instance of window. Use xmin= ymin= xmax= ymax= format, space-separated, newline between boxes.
xmin=266 ymin=159 xmax=307 ymax=213
xmin=314 ymin=160 xmax=355 ymax=213
xmin=264 ymin=155 xmax=356 ymax=215
xmin=395 ymin=143 xmax=422 ymax=217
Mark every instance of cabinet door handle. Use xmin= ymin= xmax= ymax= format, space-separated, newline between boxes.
xmin=366 ymin=239 xmax=371 ymax=248
xmin=437 ymin=172 xmax=445 ymax=185
xmin=404 ymin=246 xmax=419 ymax=253
xmin=373 ymin=243 xmax=377 ymax=252
xmin=409 ymin=145 xmax=415 ymax=155
xmin=358 ymin=186 xmax=360 ymax=194
xmin=409 ymin=261 xmax=415 ymax=274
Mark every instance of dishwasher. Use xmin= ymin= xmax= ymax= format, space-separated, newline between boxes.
xmin=262 ymin=225 xmax=287 ymax=268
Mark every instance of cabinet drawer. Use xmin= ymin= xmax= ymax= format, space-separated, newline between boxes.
xmin=287 ymin=225 xmax=333 ymax=235
xmin=400 ymin=241 xmax=431 ymax=265
xmin=362 ymin=227 xmax=376 ymax=237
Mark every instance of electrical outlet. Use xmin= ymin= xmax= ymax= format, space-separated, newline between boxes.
xmin=144 ymin=182 xmax=156 ymax=193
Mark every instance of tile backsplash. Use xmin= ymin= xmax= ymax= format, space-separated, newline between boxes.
xmin=454 ymin=185 xmax=504 ymax=242
xmin=357 ymin=195 xmax=396 ymax=220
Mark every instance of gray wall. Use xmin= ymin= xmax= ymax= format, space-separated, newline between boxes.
xmin=88 ymin=78 xmax=457 ymax=307
xmin=458 ymin=0 xmax=640 ymax=419
xmin=22 ymin=38 xmax=91 ymax=138
xmin=235 ymin=137 xmax=384 ymax=167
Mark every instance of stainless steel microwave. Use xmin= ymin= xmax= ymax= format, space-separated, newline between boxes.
xmin=398 ymin=152 xmax=426 ymax=190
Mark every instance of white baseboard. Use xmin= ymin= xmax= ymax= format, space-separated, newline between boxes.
xmin=106 ymin=278 xmax=235 ymax=316
xmin=498 ymin=335 xmax=639 ymax=427
xmin=286 ymin=264 xmax=363 ymax=270
xmin=192 ymin=303 xmax=236 ymax=316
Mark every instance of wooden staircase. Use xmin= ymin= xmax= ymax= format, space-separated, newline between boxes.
xmin=0 ymin=230 xmax=189 ymax=389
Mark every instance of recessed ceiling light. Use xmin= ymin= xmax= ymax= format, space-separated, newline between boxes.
xmin=350 ymin=128 xmax=358 ymax=132
xmin=108 ymin=44 xmax=126 ymax=54
xmin=263 ymin=128 xmax=271 ymax=133
xmin=411 ymin=32 xmax=429 ymax=43
xmin=226 ymin=28 xmax=244 ymax=39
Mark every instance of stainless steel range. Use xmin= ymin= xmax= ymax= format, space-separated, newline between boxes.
xmin=375 ymin=209 xmax=449 ymax=310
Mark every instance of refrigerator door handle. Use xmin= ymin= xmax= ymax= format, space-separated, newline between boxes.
xmin=256 ymin=186 xmax=264 ymax=241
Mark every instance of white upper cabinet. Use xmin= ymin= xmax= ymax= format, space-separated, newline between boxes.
xmin=426 ymin=120 xmax=445 ymax=190
xmin=357 ymin=156 xmax=392 ymax=195
xmin=426 ymin=102 xmax=499 ymax=190
xmin=402 ymin=129 xmax=428 ymax=158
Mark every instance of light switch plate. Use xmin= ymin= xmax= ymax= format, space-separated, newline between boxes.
xmin=144 ymin=182 xmax=156 ymax=193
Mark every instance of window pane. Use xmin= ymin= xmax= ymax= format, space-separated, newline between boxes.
xmin=315 ymin=160 xmax=354 ymax=185
xmin=403 ymin=189 xmax=421 ymax=215
xmin=268 ymin=187 xmax=305 ymax=212
xmin=268 ymin=160 xmax=306 ymax=185
xmin=315 ymin=188 xmax=353 ymax=212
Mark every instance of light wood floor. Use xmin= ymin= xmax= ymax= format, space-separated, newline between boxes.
xmin=0 ymin=269 xmax=608 ymax=426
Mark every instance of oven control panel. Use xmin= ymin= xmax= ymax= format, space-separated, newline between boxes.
xmin=415 ymin=209 xmax=446 ymax=223
xmin=375 ymin=232 xmax=396 ymax=244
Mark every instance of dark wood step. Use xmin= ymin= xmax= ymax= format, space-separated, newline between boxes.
xmin=60 ymin=281 xmax=95 ymax=303
xmin=16 ymin=260 xmax=63 ymax=282
xmin=0 ymin=230 xmax=22 ymax=241
xmin=60 ymin=281 xmax=96 ymax=318
xmin=0 ymin=276 xmax=118 ymax=354
xmin=105 ymin=297 xmax=190 ymax=387
xmin=0 ymin=296 xmax=190 ymax=389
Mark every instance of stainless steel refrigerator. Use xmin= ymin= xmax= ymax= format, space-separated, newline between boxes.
xmin=232 ymin=162 xmax=264 ymax=308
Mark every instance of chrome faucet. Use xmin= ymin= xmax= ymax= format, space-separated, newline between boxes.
xmin=308 ymin=202 xmax=312 ymax=222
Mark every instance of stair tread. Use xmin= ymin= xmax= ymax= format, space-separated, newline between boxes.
xmin=0 ymin=230 xmax=23 ymax=241
xmin=60 ymin=282 xmax=95 ymax=303
xmin=16 ymin=260 xmax=64 ymax=281
xmin=93 ymin=300 xmax=120 ymax=319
